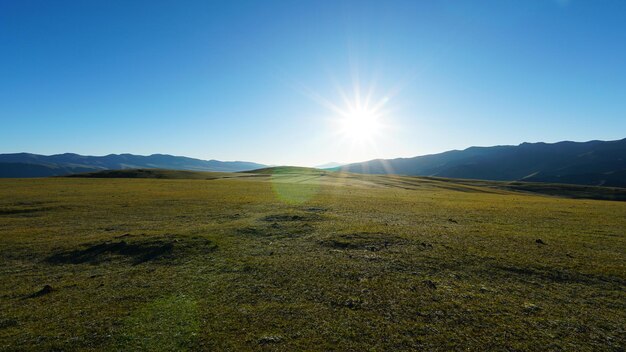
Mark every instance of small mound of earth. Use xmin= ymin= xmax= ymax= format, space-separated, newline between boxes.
xmin=237 ymin=222 xmax=315 ymax=238
xmin=27 ymin=285 xmax=53 ymax=298
xmin=261 ymin=213 xmax=322 ymax=222
xmin=0 ymin=318 xmax=18 ymax=329
xmin=302 ymin=206 xmax=327 ymax=213
xmin=0 ymin=205 xmax=60 ymax=216
xmin=237 ymin=227 xmax=265 ymax=236
xmin=319 ymin=233 xmax=406 ymax=252
xmin=46 ymin=235 xmax=216 ymax=265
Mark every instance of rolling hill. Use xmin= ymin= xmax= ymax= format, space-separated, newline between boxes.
xmin=67 ymin=167 xmax=626 ymax=201
xmin=0 ymin=153 xmax=266 ymax=177
xmin=339 ymin=138 xmax=626 ymax=188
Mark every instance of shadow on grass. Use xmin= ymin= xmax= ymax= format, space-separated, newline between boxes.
xmin=46 ymin=236 xmax=216 ymax=265
xmin=318 ymin=232 xmax=407 ymax=252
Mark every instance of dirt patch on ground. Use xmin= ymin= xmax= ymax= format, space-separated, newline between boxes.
xmin=237 ymin=227 xmax=266 ymax=236
xmin=0 ymin=206 xmax=62 ymax=216
xmin=46 ymin=235 xmax=216 ymax=265
xmin=27 ymin=285 xmax=54 ymax=299
xmin=237 ymin=222 xmax=315 ymax=238
xmin=318 ymin=233 xmax=406 ymax=252
xmin=235 ymin=212 xmax=322 ymax=238
xmin=261 ymin=213 xmax=322 ymax=222
xmin=0 ymin=318 xmax=19 ymax=329
xmin=301 ymin=206 xmax=328 ymax=213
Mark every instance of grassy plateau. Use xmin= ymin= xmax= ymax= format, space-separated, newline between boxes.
xmin=0 ymin=168 xmax=625 ymax=351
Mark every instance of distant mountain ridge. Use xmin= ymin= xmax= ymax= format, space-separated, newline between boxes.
xmin=339 ymin=138 xmax=626 ymax=188
xmin=0 ymin=153 xmax=266 ymax=177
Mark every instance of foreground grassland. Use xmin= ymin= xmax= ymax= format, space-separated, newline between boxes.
xmin=1 ymin=170 xmax=625 ymax=351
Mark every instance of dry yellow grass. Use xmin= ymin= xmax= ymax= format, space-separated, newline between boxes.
xmin=1 ymin=171 xmax=625 ymax=351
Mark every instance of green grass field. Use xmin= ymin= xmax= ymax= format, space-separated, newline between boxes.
xmin=1 ymin=169 xmax=625 ymax=351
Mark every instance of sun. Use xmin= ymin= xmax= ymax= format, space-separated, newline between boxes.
xmin=338 ymin=107 xmax=382 ymax=143
xmin=297 ymin=74 xmax=395 ymax=148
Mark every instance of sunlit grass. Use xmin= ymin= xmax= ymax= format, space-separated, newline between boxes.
xmin=0 ymin=173 xmax=624 ymax=350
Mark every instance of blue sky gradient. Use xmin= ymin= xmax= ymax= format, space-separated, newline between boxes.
xmin=1 ymin=0 xmax=625 ymax=166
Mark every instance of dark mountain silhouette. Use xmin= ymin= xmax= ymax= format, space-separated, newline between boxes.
xmin=0 ymin=153 xmax=266 ymax=177
xmin=339 ymin=138 xmax=626 ymax=188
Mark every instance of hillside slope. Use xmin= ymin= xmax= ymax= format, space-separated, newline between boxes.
xmin=0 ymin=153 xmax=266 ymax=177
xmin=64 ymin=167 xmax=626 ymax=201
xmin=340 ymin=138 xmax=626 ymax=187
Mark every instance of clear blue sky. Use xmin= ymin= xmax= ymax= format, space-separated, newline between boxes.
xmin=1 ymin=0 xmax=625 ymax=166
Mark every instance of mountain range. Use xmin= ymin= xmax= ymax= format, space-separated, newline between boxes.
xmin=2 ymin=138 xmax=625 ymax=187
xmin=0 ymin=153 xmax=266 ymax=177
xmin=339 ymin=138 xmax=626 ymax=188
